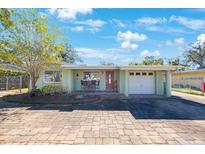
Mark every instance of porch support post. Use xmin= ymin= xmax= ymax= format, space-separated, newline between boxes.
xmin=125 ymin=70 xmax=129 ymax=97
xmin=67 ymin=70 xmax=73 ymax=93
xmin=166 ymin=70 xmax=172 ymax=97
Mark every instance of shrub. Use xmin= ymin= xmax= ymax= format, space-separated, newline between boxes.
xmin=41 ymin=85 xmax=64 ymax=95
xmin=29 ymin=89 xmax=42 ymax=97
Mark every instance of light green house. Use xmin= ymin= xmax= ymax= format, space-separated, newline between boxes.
xmin=36 ymin=64 xmax=176 ymax=97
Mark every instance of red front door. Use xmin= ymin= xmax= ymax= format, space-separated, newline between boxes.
xmin=106 ymin=71 xmax=114 ymax=91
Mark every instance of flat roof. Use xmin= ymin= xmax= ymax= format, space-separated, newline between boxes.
xmin=61 ymin=64 xmax=177 ymax=71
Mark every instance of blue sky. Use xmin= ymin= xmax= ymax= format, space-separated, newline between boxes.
xmin=39 ymin=8 xmax=205 ymax=65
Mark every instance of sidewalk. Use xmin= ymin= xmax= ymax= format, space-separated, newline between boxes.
xmin=172 ymin=91 xmax=205 ymax=104
xmin=0 ymin=89 xmax=28 ymax=97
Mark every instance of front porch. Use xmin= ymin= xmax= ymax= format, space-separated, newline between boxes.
xmin=71 ymin=69 xmax=118 ymax=92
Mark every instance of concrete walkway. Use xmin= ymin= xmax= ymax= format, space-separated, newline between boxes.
xmin=172 ymin=91 xmax=205 ymax=104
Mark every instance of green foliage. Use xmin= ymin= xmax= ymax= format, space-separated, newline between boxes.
xmin=185 ymin=43 xmax=205 ymax=69
xmin=128 ymin=56 xmax=164 ymax=66
xmin=168 ymin=57 xmax=181 ymax=66
xmin=0 ymin=9 xmax=66 ymax=89
xmin=29 ymin=89 xmax=42 ymax=97
xmin=142 ymin=56 xmax=164 ymax=65
xmin=59 ymin=44 xmax=82 ymax=64
xmin=0 ymin=68 xmax=25 ymax=76
xmin=128 ymin=61 xmax=139 ymax=66
xmin=41 ymin=85 xmax=64 ymax=95
xmin=0 ymin=9 xmax=13 ymax=30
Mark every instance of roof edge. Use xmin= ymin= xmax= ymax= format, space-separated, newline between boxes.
xmin=61 ymin=64 xmax=178 ymax=71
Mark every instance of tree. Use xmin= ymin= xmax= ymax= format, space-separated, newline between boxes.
xmin=142 ymin=56 xmax=164 ymax=65
xmin=0 ymin=9 xmax=13 ymax=30
xmin=59 ymin=44 xmax=82 ymax=64
xmin=185 ymin=43 xmax=205 ymax=69
xmin=0 ymin=9 xmax=65 ymax=90
xmin=128 ymin=61 xmax=139 ymax=66
xmin=167 ymin=57 xmax=181 ymax=66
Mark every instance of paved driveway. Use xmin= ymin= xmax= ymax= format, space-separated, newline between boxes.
xmin=0 ymin=93 xmax=205 ymax=144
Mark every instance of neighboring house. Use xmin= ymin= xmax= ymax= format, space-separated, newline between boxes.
xmin=172 ymin=69 xmax=205 ymax=91
xmin=36 ymin=64 xmax=177 ymax=97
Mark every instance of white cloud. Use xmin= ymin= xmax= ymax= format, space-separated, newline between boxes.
xmin=75 ymin=19 xmax=106 ymax=32
xmin=76 ymin=47 xmax=135 ymax=63
xmin=48 ymin=8 xmax=92 ymax=19
xmin=117 ymin=31 xmax=147 ymax=42
xmin=174 ymin=37 xmax=185 ymax=46
xmin=71 ymin=26 xmax=84 ymax=32
xmin=140 ymin=50 xmax=160 ymax=58
xmin=170 ymin=16 xmax=205 ymax=30
xmin=77 ymin=48 xmax=108 ymax=59
xmin=121 ymin=41 xmax=138 ymax=50
xmin=137 ymin=17 xmax=167 ymax=24
xmin=197 ymin=34 xmax=205 ymax=45
xmin=146 ymin=26 xmax=185 ymax=33
xmin=165 ymin=38 xmax=185 ymax=47
xmin=192 ymin=34 xmax=205 ymax=47
xmin=76 ymin=19 xmax=105 ymax=27
xmin=117 ymin=31 xmax=147 ymax=50
xmin=110 ymin=19 xmax=125 ymax=28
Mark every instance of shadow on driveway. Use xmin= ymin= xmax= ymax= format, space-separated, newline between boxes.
xmin=1 ymin=96 xmax=205 ymax=120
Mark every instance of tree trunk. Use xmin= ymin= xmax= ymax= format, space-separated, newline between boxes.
xmin=29 ymin=74 xmax=37 ymax=91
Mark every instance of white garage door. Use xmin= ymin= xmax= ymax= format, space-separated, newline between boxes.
xmin=128 ymin=71 xmax=155 ymax=94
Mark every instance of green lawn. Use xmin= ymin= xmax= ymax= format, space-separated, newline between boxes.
xmin=172 ymin=88 xmax=204 ymax=96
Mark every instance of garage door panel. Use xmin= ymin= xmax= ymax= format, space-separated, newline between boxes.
xmin=128 ymin=71 xmax=155 ymax=94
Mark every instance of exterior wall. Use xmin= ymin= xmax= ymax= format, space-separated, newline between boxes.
xmin=62 ymin=69 xmax=73 ymax=92
xmin=119 ymin=70 xmax=126 ymax=94
xmin=36 ymin=68 xmax=172 ymax=96
xmin=172 ymin=72 xmax=205 ymax=90
xmin=166 ymin=71 xmax=172 ymax=97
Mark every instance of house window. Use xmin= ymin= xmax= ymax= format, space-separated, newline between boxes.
xmin=129 ymin=72 xmax=134 ymax=76
xmin=148 ymin=72 xmax=153 ymax=76
xmin=136 ymin=72 xmax=141 ymax=76
xmin=44 ymin=71 xmax=61 ymax=83
xmin=142 ymin=72 xmax=147 ymax=76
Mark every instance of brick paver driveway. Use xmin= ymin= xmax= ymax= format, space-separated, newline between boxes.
xmin=0 ymin=93 xmax=205 ymax=144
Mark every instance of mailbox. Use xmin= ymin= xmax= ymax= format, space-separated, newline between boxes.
xmin=204 ymin=83 xmax=205 ymax=92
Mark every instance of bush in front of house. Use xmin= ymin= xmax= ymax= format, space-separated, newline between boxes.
xmin=41 ymin=85 xmax=65 ymax=95
xmin=29 ymin=89 xmax=43 ymax=97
